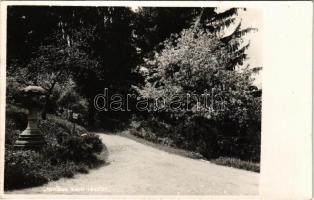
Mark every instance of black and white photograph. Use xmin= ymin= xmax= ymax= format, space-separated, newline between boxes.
xmin=0 ymin=1 xmax=312 ymax=199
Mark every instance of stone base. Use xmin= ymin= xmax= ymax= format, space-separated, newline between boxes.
xmin=14 ymin=129 xmax=46 ymax=150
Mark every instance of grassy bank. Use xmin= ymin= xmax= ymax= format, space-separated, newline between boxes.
xmin=125 ymin=127 xmax=260 ymax=173
xmin=119 ymin=131 xmax=204 ymax=159
xmin=210 ymin=157 xmax=260 ymax=172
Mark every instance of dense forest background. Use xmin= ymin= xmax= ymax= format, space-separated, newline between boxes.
xmin=7 ymin=6 xmax=261 ymax=163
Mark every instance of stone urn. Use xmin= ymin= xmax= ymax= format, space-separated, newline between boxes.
xmin=14 ymin=86 xmax=47 ymax=150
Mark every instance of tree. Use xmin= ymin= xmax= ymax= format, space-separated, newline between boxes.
xmin=133 ymin=7 xmax=256 ymax=71
xmin=133 ymin=7 xmax=200 ymax=56
xmin=7 ymin=6 xmax=60 ymax=67
xmin=9 ymin=29 xmax=97 ymax=119
xmin=134 ymin=8 xmax=261 ymax=137
xmin=133 ymin=8 xmax=261 ymax=160
xmin=7 ymin=6 xmax=137 ymax=125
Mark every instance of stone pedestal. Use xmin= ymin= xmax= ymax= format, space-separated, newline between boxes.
xmin=14 ymin=86 xmax=46 ymax=150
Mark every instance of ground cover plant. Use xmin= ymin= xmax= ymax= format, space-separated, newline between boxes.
xmin=4 ymin=105 xmax=105 ymax=190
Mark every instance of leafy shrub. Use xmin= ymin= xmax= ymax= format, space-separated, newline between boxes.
xmin=5 ymin=105 xmax=88 ymax=147
xmin=80 ymin=133 xmax=103 ymax=154
xmin=6 ymin=76 xmax=25 ymax=106
xmin=47 ymin=114 xmax=87 ymax=135
xmin=4 ymin=104 xmax=105 ymax=190
xmin=130 ymin=115 xmax=260 ymax=163
xmin=56 ymin=134 xmax=103 ymax=163
xmin=140 ymin=120 xmax=170 ymax=138
xmin=130 ymin=119 xmax=174 ymax=146
xmin=130 ymin=116 xmax=218 ymax=159
xmin=5 ymin=105 xmax=27 ymax=130
xmin=211 ymin=157 xmax=260 ymax=172
xmin=5 ymin=106 xmax=27 ymax=149
xmin=40 ymin=133 xmax=103 ymax=168
xmin=214 ymin=136 xmax=260 ymax=162
xmin=170 ymin=116 xmax=218 ymax=159
xmin=41 ymin=160 xmax=86 ymax=181
xmin=4 ymin=150 xmax=49 ymax=190
xmin=77 ymin=164 xmax=89 ymax=174
xmin=57 ymin=88 xmax=89 ymax=113
xmin=5 ymin=120 xmax=21 ymax=147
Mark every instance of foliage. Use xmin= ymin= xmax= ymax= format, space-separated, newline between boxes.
xmin=55 ymin=83 xmax=90 ymax=125
xmin=57 ymin=86 xmax=89 ymax=114
xmin=133 ymin=7 xmax=200 ymax=56
xmin=4 ymin=150 xmax=49 ymax=190
xmin=7 ymin=6 xmax=143 ymax=127
xmin=214 ymin=135 xmax=260 ymax=162
xmin=170 ymin=116 xmax=218 ymax=159
xmin=134 ymin=26 xmax=259 ymax=125
xmin=5 ymin=105 xmax=27 ymax=147
xmin=45 ymin=133 xmax=103 ymax=164
xmin=7 ymin=7 xmax=259 ymax=127
xmin=130 ymin=117 xmax=218 ymax=159
xmin=6 ymin=75 xmax=23 ymax=106
xmin=4 ymin=105 xmax=105 ymax=190
xmin=129 ymin=115 xmax=260 ymax=162
xmin=47 ymin=114 xmax=88 ymax=135
xmin=130 ymin=119 xmax=173 ymax=146
xmin=4 ymin=149 xmax=96 ymax=190
xmin=6 ymin=7 xmax=261 ymax=174
xmin=133 ymin=10 xmax=261 ymax=162
xmin=122 ymin=131 xmax=204 ymax=159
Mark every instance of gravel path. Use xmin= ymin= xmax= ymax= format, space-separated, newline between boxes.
xmin=7 ymin=133 xmax=259 ymax=195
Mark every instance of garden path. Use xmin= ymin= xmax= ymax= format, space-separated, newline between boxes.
xmin=7 ymin=133 xmax=259 ymax=195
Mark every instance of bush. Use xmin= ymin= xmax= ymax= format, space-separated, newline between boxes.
xmin=5 ymin=120 xmax=21 ymax=147
xmin=40 ymin=160 xmax=87 ymax=181
xmin=130 ymin=118 xmax=174 ymax=146
xmin=4 ymin=105 xmax=105 ymax=190
xmin=171 ymin=117 xmax=218 ymax=159
xmin=5 ymin=105 xmax=89 ymax=147
xmin=129 ymin=116 xmax=218 ymax=159
xmin=6 ymin=76 xmax=25 ymax=106
xmin=5 ymin=105 xmax=27 ymax=130
xmin=4 ymin=150 xmax=49 ymax=190
xmin=129 ymin=114 xmax=260 ymax=163
xmin=5 ymin=105 xmax=27 ymax=148
xmin=211 ymin=157 xmax=260 ymax=172
xmin=214 ymin=136 xmax=260 ymax=162
xmin=55 ymin=133 xmax=103 ymax=163
xmin=80 ymin=133 xmax=104 ymax=154
xmin=47 ymin=114 xmax=87 ymax=135
xmin=39 ymin=133 xmax=104 ymax=168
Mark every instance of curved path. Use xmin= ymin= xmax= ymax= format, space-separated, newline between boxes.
xmin=8 ymin=133 xmax=259 ymax=195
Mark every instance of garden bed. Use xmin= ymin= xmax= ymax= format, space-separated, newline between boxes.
xmin=128 ymin=118 xmax=260 ymax=172
xmin=4 ymin=105 xmax=106 ymax=191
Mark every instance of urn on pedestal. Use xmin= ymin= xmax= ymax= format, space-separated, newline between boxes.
xmin=14 ymin=86 xmax=47 ymax=150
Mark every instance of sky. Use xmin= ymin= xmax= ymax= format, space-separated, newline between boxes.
xmin=238 ymin=8 xmax=262 ymax=89
xmin=217 ymin=8 xmax=262 ymax=88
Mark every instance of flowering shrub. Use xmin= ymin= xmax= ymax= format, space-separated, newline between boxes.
xmin=132 ymin=22 xmax=261 ymax=164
